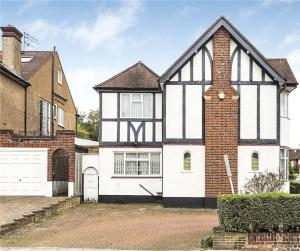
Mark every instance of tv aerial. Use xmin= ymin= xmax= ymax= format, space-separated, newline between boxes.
xmin=22 ymin=32 xmax=39 ymax=51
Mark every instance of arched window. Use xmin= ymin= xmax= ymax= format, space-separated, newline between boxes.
xmin=184 ymin=152 xmax=191 ymax=171
xmin=251 ymin=152 xmax=259 ymax=171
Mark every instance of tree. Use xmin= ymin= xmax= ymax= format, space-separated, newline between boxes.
xmin=76 ymin=110 xmax=99 ymax=141
xmin=243 ymin=172 xmax=285 ymax=194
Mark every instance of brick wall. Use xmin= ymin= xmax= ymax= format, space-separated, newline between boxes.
xmin=204 ymin=27 xmax=239 ymax=197
xmin=0 ymin=129 xmax=75 ymax=182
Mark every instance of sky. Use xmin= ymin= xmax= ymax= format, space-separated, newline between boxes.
xmin=1 ymin=0 xmax=300 ymax=147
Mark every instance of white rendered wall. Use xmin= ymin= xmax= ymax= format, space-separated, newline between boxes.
xmin=102 ymin=93 xmax=117 ymax=118
xmin=238 ymin=146 xmax=280 ymax=193
xmin=102 ymin=121 xmax=117 ymax=141
xmin=193 ymin=50 xmax=202 ymax=81
xmin=82 ymin=154 xmax=99 ymax=173
xmin=260 ymin=85 xmax=277 ymax=139
xmin=253 ymin=61 xmax=262 ymax=81
xmin=205 ymin=51 xmax=211 ymax=80
xmin=98 ymin=148 xmax=162 ymax=196
xmin=166 ymin=85 xmax=182 ymax=138
xmin=155 ymin=93 xmax=162 ymax=119
xmin=181 ymin=61 xmax=190 ymax=81
xmin=185 ymin=85 xmax=202 ymax=138
xmin=240 ymin=50 xmax=250 ymax=81
xmin=163 ymin=145 xmax=205 ymax=197
xmin=240 ymin=85 xmax=257 ymax=139
xmin=280 ymin=117 xmax=290 ymax=147
xmin=155 ymin=122 xmax=162 ymax=142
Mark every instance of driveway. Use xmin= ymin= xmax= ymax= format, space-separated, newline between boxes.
xmin=0 ymin=203 xmax=218 ymax=250
xmin=0 ymin=196 xmax=66 ymax=225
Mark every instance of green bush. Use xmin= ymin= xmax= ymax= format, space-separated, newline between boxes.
xmin=290 ymin=182 xmax=300 ymax=194
xmin=217 ymin=193 xmax=300 ymax=233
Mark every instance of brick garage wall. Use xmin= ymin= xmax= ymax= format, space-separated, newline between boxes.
xmin=246 ymin=232 xmax=300 ymax=251
xmin=204 ymin=27 xmax=239 ymax=197
xmin=0 ymin=129 xmax=75 ymax=182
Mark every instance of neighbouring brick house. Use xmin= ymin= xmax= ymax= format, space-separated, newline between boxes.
xmin=93 ymin=17 xmax=298 ymax=208
xmin=0 ymin=25 xmax=77 ymax=197
xmin=289 ymin=149 xmax=300 ymax=170
xmin=0 ymin=25 xmax=77 ymax=136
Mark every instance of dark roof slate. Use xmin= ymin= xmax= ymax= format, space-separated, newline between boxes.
xmin=94 ymin=61 xmax=160 ymax=90
xmin=268 ymin=58 xmax=298 ymax=84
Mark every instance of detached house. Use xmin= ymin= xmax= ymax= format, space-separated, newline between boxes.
xmin=93 ymin=17 xmax=298 ymax=208
xmin=0 ymin=25 xmax=77 ymax=136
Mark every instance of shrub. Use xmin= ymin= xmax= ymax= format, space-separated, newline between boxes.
xmin=290 ymin=181 xmax=300 ymax=194
xmin=243 ymin=172 xmax=284 ymax=194
xmin=217 ymin=193 xmax=300 ymax=233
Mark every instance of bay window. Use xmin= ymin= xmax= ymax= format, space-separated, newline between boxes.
xmin=280 ymin=92 xmax=288 ymax=117
xmin=279 ymin=148 xmax=289 ymax=181
xmin=121 ymin=93 xmax=152 ymax=118
xmin=114 ymin=152 xmax=160 ymax=176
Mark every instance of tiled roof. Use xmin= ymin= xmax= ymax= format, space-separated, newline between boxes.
xmin=0 ymin=51 xmax=52 ymax=81
xmin=94 ymin=61 xmax=160 ymax=90
xmin=289 ymin=149 xmax=300 ymax=160
xmin=268 ymin=58 xmax=298 ymax=84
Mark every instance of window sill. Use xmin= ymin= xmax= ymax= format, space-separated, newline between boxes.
xmin=280 ymin=116 xmax=290 ymax=120
xmin=181 ymin=171 xmax=193 ymax=173
xmin=111 ymin=176 xmax=162 ymax=179
xmin=58 ymin=124 xmax=64 ymax=128
xmin=249 ymin=171 xmax=261 ymax=173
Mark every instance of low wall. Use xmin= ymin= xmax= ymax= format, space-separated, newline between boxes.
xmin=212 ymin=231 xmax=247 ymax=250
xmin=247 ymin=232 xmax=300 ymax=251
xmin=0 ymin=196 xmax=81 ymax=236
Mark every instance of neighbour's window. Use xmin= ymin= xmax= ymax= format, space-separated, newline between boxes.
xmin=58 ymin=70 xmax=63 ymax=85
xmin=183 ymin=152 xmax=191 ymax=171
xmin=53 ymin=104 xmax=57 ymax=120
xmin=40 ymin=99 xmax=51 ymax=136
xmin=280 ymin=92 xmax=288 ymax=117
xmin=57 ymin=107 xmax=65 ymax=127
xmin=121 ymin=93 xmax=152 ymax=118
xmin=113 ymin=152 xmax=160 ymax=176
xmin=280 ymin=148 xmax=289 ymax=181
xmin=251 ymin=152 xmax=259 ymax=171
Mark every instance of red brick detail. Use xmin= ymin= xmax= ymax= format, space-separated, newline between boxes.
xmin=204 ymin=28 xmax=239 ymax=197
xmin=0 ymin=130 xmax=75 ymax=182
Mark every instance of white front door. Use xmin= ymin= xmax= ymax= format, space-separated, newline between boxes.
xmin=83 ymin=167 xmax=98 ymax=202
xmin=0 ymin=148 xmax=48 ymax=196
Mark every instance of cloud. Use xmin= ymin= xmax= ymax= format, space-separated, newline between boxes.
xmin=66 ymin=0 xmax=143 ymax=50
xmin=22 ymin=0 xmax=143 ymax=51
xmin=240 ymin=0 xmax=294 ymax=17
xmin=17 ymin=0 xmax=48 ymax=14
xmin=177 ymin=5 xmax=202 ymax=21
xmin=281 ymin=30 xmax=300 ymax=46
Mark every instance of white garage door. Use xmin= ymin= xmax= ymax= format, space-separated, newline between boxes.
xmin=0 ymin=148 xmax=48 ymax=196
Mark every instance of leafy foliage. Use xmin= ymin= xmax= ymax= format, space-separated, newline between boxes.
xmin=290 ymin=181 xmax=300 ymax=194
xmin=289 ymin=166 xmax=299 ymax=181
xmin=243 ymin=172 xmax=284 ymax=194
xmin=217 ymin=193 xmax=300 ymax=233
xmin=76 ymin=110 xmax=99 ymax=141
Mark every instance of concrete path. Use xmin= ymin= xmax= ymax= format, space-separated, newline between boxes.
xmin=0 ymin=197 xmax=66 ymax=225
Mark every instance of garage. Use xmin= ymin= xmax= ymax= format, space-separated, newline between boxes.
xmin=0 ymin=148 xmax=48 ymax=196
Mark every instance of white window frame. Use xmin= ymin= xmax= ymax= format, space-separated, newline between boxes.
xmin=113 ymin=152 xmax=161 ymax=176
xmin=120 ymin=93 xmax=153 ymax=118
xmin=57 ymin=107 xmax=65 ymax=127
xmin=40 ymin=99 xmax=51 ymax=136
xmin=280 ymin=92 xmax=289 ymax=118
xmin=280 ymin=148 xmax=289 ymax=181
xmin=58 ymin=70 xmax=63 ymax=85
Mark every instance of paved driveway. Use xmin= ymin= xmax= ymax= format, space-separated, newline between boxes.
xmin=0 ymin=196 xmax=66 ymax=225
xmin=0 ymin=203 xmax=218 ymax=250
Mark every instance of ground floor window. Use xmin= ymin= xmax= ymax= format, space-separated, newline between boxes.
xmin=280 ymin=148 xmax=289 ymax=181
xmin=114 ymin=152 xmax=160 ymax=176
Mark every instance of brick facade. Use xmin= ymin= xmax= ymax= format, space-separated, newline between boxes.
xmin=204 ymin=28 xmax=239 ymax=197
xmin=0 ymin=129 xmax=75 ymax=182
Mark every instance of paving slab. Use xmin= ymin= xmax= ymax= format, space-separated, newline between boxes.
xmin=0 ymin=197 xmax=66 ymax=225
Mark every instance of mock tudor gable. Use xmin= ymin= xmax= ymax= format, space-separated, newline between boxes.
xmin=94 ymin=17 xmax=298 ymax=208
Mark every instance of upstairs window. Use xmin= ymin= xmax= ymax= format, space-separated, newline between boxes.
xmin=58 ymin=70 xmax=63 ymax=85
xmin=57 ymin=107 xmax=65 ymax=127
xmin=251 ymin=152 xmax=259 ymax=172
xmin=121 ymin=93 xmax=152 ymax=118
xmin=183 ymin=152 xmax=191 ymax=171
xmin=280 ymin=92 xmax=288 ymax=117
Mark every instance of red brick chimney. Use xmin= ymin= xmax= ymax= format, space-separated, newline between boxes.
xmin=1 ymin=25 xmax=23 ymax=75
xmin=204 ymin=27 xmax=239 ymax=197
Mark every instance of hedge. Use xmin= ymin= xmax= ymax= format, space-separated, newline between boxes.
xmin=290 ymin=181 xmax=300 ymax=194
xmin=217 ymin=193 xmax=300 ymax=233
